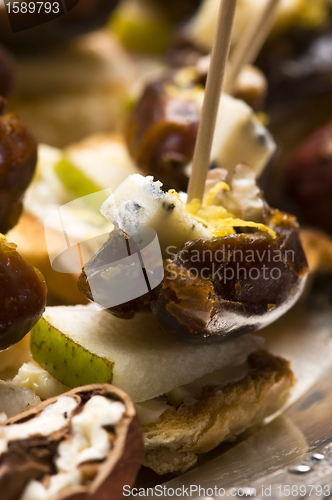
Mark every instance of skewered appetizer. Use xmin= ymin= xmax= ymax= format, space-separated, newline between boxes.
xmin=171 ymin=0 xmax=332 ymax=103
xmin=78 ymin=169 xmax=307 ymax=342
xmin=20 ymin=304 xmax=295 ymax=474
xmin=70 ymin=13 xmax=308 ymax=458
xmin=5 ymin=164 xmax=307 ymax=474
xmin=0 ymin=0 xmax=324 ymax=491
xmin=126 ymin=71 xmax=274 ymax=191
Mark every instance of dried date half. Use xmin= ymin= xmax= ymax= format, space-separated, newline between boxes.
xmin=0 ymin=235 xmax=47 ymax=351
xmin=0 ymin=100 xmax=38 ymax=234
xmin=151 ymin=210 xmax=308 ymax=342
xmin=284 ymin=121 xmax=332 ymax=235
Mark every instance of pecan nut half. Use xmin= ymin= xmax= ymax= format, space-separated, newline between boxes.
xmin=0 ymin=384 xmax=144 ymax=500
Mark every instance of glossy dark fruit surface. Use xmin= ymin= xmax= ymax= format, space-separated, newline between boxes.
xmin=284 ymin=121 xmax=332 ymax=235
xmin=0 ymin=104 xmax=37 ymax=234
xmin=168 ymin=37 xmax=207 ymax=68
xmin=0 ymin=0 xmax=119 ymax=51
xmin=78 ymin=229 xmax=151 ymax=318
xmin=0 ymin=44 xmax=14 ymax=97
xmin=0 ymin=236 xmax=47 ymax=351
xmin=257 ymin=28 xmax=332 ymax=106
xmin=126 ymin=64 xmax=266 ymax=191
xmin=79 ymin=212 xmax=308 ymax=344
xmin=126 ymin=76 xmax=200 ymax=192
xmin=150 ymin=210 xmax=308 ymax=343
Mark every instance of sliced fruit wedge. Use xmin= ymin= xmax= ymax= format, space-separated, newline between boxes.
xmin=30 ymin=305 xmax=263 ymax=403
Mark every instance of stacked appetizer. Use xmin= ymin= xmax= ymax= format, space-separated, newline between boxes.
xmin=3 ymin=59 xmax=308 ymax=490
xmin=1 ymin=0 xmax=331 ymax=498
xmin=19 ymin=165 xmax=306 ymax=475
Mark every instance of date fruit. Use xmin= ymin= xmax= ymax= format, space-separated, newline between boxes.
xmin=0 ymin=234 xmax=47 ymax=350
xmin=0 ymin=102 xmax=37 ymax=234
xmin=284 ymin=121 xmax=332 ymax=235
xmin=126 ymin=75 xmax=200 ymax=191
xmin=151 ymin=210 xmax=308 ymax=343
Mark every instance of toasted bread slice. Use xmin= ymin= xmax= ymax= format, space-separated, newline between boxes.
xmin=143 ymin=350 xmax=294 ymax=474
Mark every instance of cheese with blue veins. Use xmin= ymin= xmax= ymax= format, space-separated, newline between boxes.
xmin=101 ymin=174 xmax=213 ymax=257
xmin=210 ymin=94 xmax=276 ymax=177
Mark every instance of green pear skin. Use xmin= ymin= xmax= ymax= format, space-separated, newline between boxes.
xmin=54 ymin=156 xmax=102 ymax=199
xmin=31 ymin=317 xmax=114 ymax=388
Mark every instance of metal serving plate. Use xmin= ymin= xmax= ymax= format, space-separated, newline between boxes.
xmin=135 ymin=273 xmax=332 ymax=498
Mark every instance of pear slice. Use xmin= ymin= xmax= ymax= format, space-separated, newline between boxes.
xmin=109 ymin=0 xmax=172 ymax=54
xmin=31 ymin=305 xmax=263 ymax=403
xmin=54 ymin=134 xmax=140 ymax=201
xmin=64 ymin=134 xmax=139 ymax=193
xmin=34 ymin=135 xmax=140 ymax=207
xmin=54 ymin=156 xmax=102 ymax=199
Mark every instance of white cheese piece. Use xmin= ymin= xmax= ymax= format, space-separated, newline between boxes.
xmin=166 ymin=360 xmax=250 ymax=407
xmin=135 ymin=399 xmax=170 ymax=426
xmin=204 ymin=163 xmax=266 ymax=223
xmin=185 ymin=0 xmax=300 ymax=52
xmin=136 ymin=359 xmax=250 ymax=424
xmin=162 ymin=85 xmax=276 ymax=177
xmin=211 ymin=94 xmax=276 ymax=177
xmin=13 ymin=361 xmax=69 ymax=401
xmin=182 ymin=93 xmax=275 ymax=179
xmin=24 ymin=144 xmax=69 ymax=223
xmin=0 ymin=380 xmax=41 ymax=419
xmin=101 ymin=174 xmax=213 ymax=256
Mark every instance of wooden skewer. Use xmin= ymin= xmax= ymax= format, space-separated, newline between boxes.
xmin=224 ymin=0 xmax=281 ymax=94
xmin=187 ymin=0 xmax=238 ymax=204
